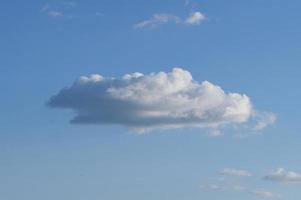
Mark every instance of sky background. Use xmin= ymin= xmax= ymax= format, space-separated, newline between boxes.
xmin=1 ymin=0 xmax=301 ymax=199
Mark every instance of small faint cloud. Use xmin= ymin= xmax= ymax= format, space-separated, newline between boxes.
xmin=95 ymin=12 xmax=103 ymax=17
xmin=41 ymin=3 xmax=64 ymax=18
xmin=41 ymin=2 xmax=103 ymax=19
xmin=251 ymin=189 xmax=280 ymax=199
xmin=201 ymin=169 xmax=283 ymax=198
xmin=48 ymin=10 xmax=64 ymax=18
xmin=134 ymin=14 xmax=181 ymax=29
xmin=253 ymin=111 xmax=277 ymax=131
xmin=134 ymin=11 xmax=206 ymax=29
xmin=185 ymin=11 xmax=206 ymax=25
xmin=184 ymin=0 xmax=190 ymax=6
xmin=41 ymin=4 xmax=50 ymax=12
xmin=200 ymin=183 xmax=246 ymax=192
xmin=62 ymin=1 xmax=77 ymax=8
xmin=200 ymin=184 xmax=224 ymax=191
xmin=220 ymin=168 xmax=252 ymax=177
xmin=40 ymin=2 xmax=77 ymax=19
xmin=209 ymin=129 xmax=223 ymax=137
xmin=264 ymin=168 xmax=301 ymax=183
xmin=201 ymin=183 xmax=280 ymax=199
xmin=183 ymin=0 xmax=198 ymax=10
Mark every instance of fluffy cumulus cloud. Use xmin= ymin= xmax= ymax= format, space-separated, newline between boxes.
xmin=134 ymin=11 xmax=206 ymax=28
xmin=220 ymin=168 xmax=252 ymax=177
xmin=48 ymin=68 xmax=274 ymax=133
xmin=264 ymin=168 xmax=301 ymax=183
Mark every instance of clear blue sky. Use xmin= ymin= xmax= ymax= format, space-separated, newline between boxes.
xmin=1 ymin=0 xmax=301 ymax=199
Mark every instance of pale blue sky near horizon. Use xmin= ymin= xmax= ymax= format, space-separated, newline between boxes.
xmin=1 ymin=0 xmax=301 ymax=199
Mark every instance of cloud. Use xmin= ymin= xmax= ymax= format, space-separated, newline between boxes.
xmin=200 ymin=184 xmax=224 ymax=191
xmin=41 ymin=4 xmax=50 ymax=12
xmin=185 ymin=11 xmax=206 ymax=25
xmin=200 ymin=183 xmax=245 ymax=192
xmin=209 ymin=129 xmax=223 ymax=137
xmin=264 ymin=168 xmax=301 ymax=183
xmin=253 ymin=111 xmax=277 ymax=131
xmin=40 ymin=2 xmax=77 ymax=18
xmin=41 ymin=4 xmax=64 ymax=18
xmin=201 ymin=184 xmax=279 ymax=199
xmin=220 ymin=168 xmax=252 ymax=177
xmin=251 ymin=190 xmax=280 ymax=199
xmin=62 ymin=1 xmax=77 ymax=8
xmin=48 ymin=68 xmax=274 ymax=133
xmin=48 ymin=11 xmax=64 ymax=18
xmin=134 ymin=11 xmax=206 ymax=28
xmin=134 ymin=14 xmax=181 ymax=29
xmin=184 ymin=0 xmax=190 ymax=6
xmin=201 ymin=169 xmax=282 ymax=198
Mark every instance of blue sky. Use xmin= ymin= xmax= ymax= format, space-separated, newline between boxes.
xmin=1 ymin=0 xmax=301 ymax=199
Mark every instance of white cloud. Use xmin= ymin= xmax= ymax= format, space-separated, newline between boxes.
xmin=185 ymin=12 xmax=206 ymax=25
xmin=62 ymin=1 xmax=77 ymax=8
xmin=201 ymin=183 xmax=280 ymax=199
xmin=41 ymin=4 xmax=64 ymax=18
xmin=41 ymin=4 xmax=50 ymax=12
xmin=48 ymin=68 xmax=274 ymax=133
xmin=220 ymin=168 xmax=252 ymax=177
xmin=264 ymin=168 xmax=301 ymax=183
xmin=200 ymin=184 xmax=224 ymax=191
xmin=209 ymin=129 xmax=223 ymax=137
xmin=134 ymin=14 xmax=181 ymax=29
xmin=134 ymin=11 xmax=205 ymax=28
xmin=253 ymin=111 xmax=277 ymax=131
xmin=40 ymin=2 xmax=77 ymax=18
xmin=251 ymin=189 xmax=280 ymax=199
xmin=48 ymin=11 xmax=64 ymax=18
xmin=201 ymin=169 xmax=282 ymax=198
xmin=200 ymin=183 xmax=245 ymax=192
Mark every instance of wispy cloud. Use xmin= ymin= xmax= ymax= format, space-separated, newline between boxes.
xmin=201 ymin=169 xmax=282 ymax=199
xmin=134 ymin=14 xmax=181 ymax=29
xmin=264 ymin=168 xmax=301 ymax=183
xmin=40 ymin=1 xmax=77 ymax=18
xmin=184 ymin=0 xmax=190 ymax=7
xmin=95 ymin=12 xmax=103 ymax=17
xmin=134 ymin=11 xmax=206 ymax=29
xmin=251 ymin=189 xmax=280 ymax=199
xmin=62 ymin=1 xmax=77 ymax=8
xmin=200 ymin=183 xmax=245 ymax=192
xmin=47 ymin=10 xmax=64 ymax=18
xmin=41 ymin=3 xmax=63 ymax=18
xmin=220 ymin=168 xmax=252 ymax=177
xmin=201 ymin=183 xmax=280 ymax=199
xmin=253 ymin=111 xmax=277 ymax=131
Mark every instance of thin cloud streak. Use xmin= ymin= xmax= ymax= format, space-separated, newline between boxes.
xmin=134 ymin=11 xmax=206 ymax=29
xmin=220 ymin=168 xmax=252 ymax=177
